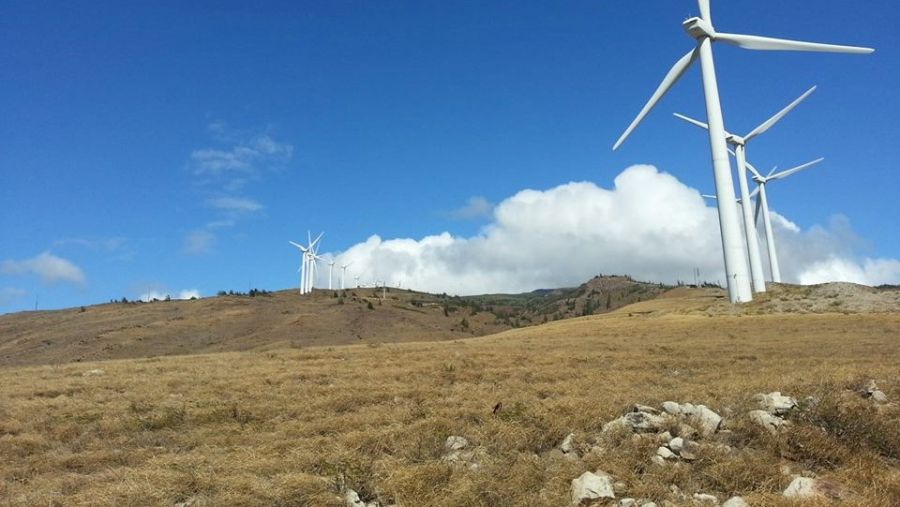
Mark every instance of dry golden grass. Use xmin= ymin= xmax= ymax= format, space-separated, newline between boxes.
xmin=1 ymin=290 xmax=898 ymax=506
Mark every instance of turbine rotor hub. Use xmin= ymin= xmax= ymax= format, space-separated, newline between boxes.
xmin=682 ymin=17 xmax=715 ymax=40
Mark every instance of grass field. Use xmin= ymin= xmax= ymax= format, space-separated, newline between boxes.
xmin=1 ymin=288 xmax=898 ymax=506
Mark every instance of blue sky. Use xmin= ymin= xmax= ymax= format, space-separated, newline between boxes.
xmin=2 ymin=1 xmax=898 ymax=312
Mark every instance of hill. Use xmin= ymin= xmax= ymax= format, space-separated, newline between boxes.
xmin=0 ymin=286 xmax=898 ymax=506
xmin=0 ymin=276 xmax=671 ymax=367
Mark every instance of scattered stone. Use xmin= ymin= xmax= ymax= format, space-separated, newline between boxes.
xmin=174 ymin=498 xmax=197 ymax=507
xmin=650 ymin=455 xmax=666 ymax=466
xmin=871 ymin=390 xmax=889 ymax=403
xmin=783 ymin=477 xmax=820 ymax=498
xmin=444 ymin=435 xmax=468 ymax=451
xmin=755 ymin=392 xmax=797 ymax=415
xmin=659 ymin=402 xmax=722 ymax=436
xmin=657 ymin=446 xmax=676 ymax=460
xmin=561 ymin=433 xmax=576 ymax=454
xmin=661 ymin=401 xmax=681 ymax=415
xmin=668 ymin=437 xmax=684 ymax=453
xmin=604 ymin=409 xmax=671 ymax=434
xmin=83 ymin=369 xmax=105 ymax=376
xmin=571 ymin=471 xmax=615 ymax=505
xmin=344 ymin=489 xmax=376 ymax=507
xmin=613 ymin=481 xmax=628 ymax=494
xmin=749 ymin=409 xmax=788 ymax=434
xmin=678 ymin=441 xmax=699 ymax=461
xmin=722 ymin=497 xmax=749 ymax=507
xmin=618 ymin=499 xmax=636 ymax=507
xmin=657 ymin=431 xmax=673 ymax=443
xmin=692 ymin=493 xmax=717 ymax=504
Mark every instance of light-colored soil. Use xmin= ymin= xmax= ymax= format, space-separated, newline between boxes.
xmin=1 ymin=287 xmax=898 ymax=506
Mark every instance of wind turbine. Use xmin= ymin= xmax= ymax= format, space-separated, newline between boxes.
xmin=307 ymin=237 xmax=325 ymax=294
xmin=326 ymin=259 xmax=336 ymax=290
xmin=340 ymin=261 xmax=352 ymax=290
xmin=612 ymin=0 xmax=873 ymax=303
xmin=674 ymin=85 xmax=818 ymax=293
xmin=289 ymin=231 xmax=323 ymax=295
xmin=744 ymin=157 xmax=824 ymax=283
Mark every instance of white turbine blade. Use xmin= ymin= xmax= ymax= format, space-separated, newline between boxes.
xmin=769 ymin=157 xmax=824 ymax=181
xmin=613 ymin=47 xmax=699 ymax=150
xmin=766 ymin=166 xmax=779 ymax=178
xmin=289 ymin=241 xmax=305 ymax=250
xmin=701 ymin=194 xmax=717 ymax=200
xmin=310 ymin=231 xmax=324 ymax=249
xmin=744 ymin=86 xmax=816 ymax=142
xmin=697 ymin=0 xmax=711 ymax=22
xmin=673 ymin=112 xmax=710 ymax=131
xmin=714 ymin=32 xmax=874 ymax=54
xmin=743 ymin=159 xmax=764 ymax=180
xmin=749 ymin=187 xmax=760 ymax=200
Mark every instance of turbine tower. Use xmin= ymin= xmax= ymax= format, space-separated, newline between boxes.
xmin=326 ymin=259 xmax=336 ymax=290
xmin=612 ymin=0 xmax=873 ymax=303
xmin=340 ymin=262 xmax=352 ymax=290
xmin=674 ymin=86 xmax=818 ymax=293
xmin=744 ymin=157 xmax=825 ymax=283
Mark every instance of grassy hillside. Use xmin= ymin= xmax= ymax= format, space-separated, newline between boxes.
xmin=1 ymin=288 xmax=898 ymax=506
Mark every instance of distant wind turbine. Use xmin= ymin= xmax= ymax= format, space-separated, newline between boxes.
xmin=612 ymin=0 xmax=873 ymax=303
xmin=744 ymin=157 xmax=825 ymax=283
xmin=340 ymin=262 xmax=352 ymax=290
xmin=674 ymin=85 xmax=817 ymax=293
xmin=326 ymin=259 xmax=336 ymax=290
xmin=288 ymin=231 xmax=323 ymax=295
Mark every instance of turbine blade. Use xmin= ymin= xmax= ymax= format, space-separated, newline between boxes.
xmin=613 ymin=47 xmax=699 ymax=150
xmin=673 ymin=112 xmax=710 ymax=131
xmin=697 ymin=0 xmax=711 ymax=23
xmin=769 ymin=157 xmax=825 ymax=181
xmin=311 ymin=231 xmax=324 ymax=248
xmin=749 ymin=187 xmax=760 ymax=200
xmin=743 ymin=159 xmax=764 ymax=180
xmin=701 ymin=194 xmax=717 ymax=200
xmin=289 ymin=241 xmax=303 ymax=249
xmin=714 ymin=32 xmax=874 ymax=54
xmin=744 ymin=86 xmax=817 ymax=142
xmin=767 ymin=166 xmax=779 ymax=178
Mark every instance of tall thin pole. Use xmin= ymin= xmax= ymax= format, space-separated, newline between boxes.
xmin=735 ymin=145 xmax=766 ymax=292
xmin=758 ymin=184 xmax=782 ymax=282
xmin=697 ymin=37 xmax=752 ymax=303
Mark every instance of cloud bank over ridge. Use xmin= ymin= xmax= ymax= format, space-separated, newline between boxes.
xmin=324 ymin=165 xmax=900 ymax=294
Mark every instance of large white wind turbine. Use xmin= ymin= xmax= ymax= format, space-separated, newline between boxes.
xmin=289 ymin=231 xmax=323 ymax=295
xmin=307 ymin=237 xmax=325 ymax=293
xmin=612 ymin=0 xmax=873 ymax=303
xmin=326 ymin=259 xmax=336 ymax=290
xmin=673 ymin=86 xmax=817 ymax=293
xmin=743 ymin=157 xmax=824 ymax=283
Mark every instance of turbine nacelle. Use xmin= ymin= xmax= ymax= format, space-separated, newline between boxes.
xmin=683 ymin=17 xmax=715 ymax=40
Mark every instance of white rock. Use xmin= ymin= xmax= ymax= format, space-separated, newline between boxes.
xmin=692 ymin=493 xmax=717 ymax=504
xmin=871 ymin=390 xmax=888 ymax=403
xmin=650 ymin=455 xmax=666 ymax=466
xmin=571 ymin=471 xmax=615 ymax=505
xmin=561 ymin=433 xmax=576 ymax=453
xmin=749 ymin=410 xmax=787 ymax=434
xmin=618 ymin=499 xmax=636 ymax=507
xmin=444 ymin=435 xmax=468 ymax=451
xmin=657 ymin=431 xmax=673 ymax=443
xmin=687 ymin=404 xmax=723 ymax=436
xmin=83 ymin=369 xmax=105 ymax=376
xmin=661 ymin=401 xmax=682 ymax=415
xmin=756 ymin=392 xmax=797 ymax=415
xmin=344 ymin=489 xmax=366 ymax=507
xmin=656 ymin=446 xmax=676 ymax=459
xmin=604 ymin=411 xmax=670 ymax=434
xmin=722 ymin=496 xmax=749 ymax=507
xmin=783 ymin=477 xmax=821 ymax=498
xmin=668 ymin=437 xmax=684 ymax=453
xmin=640 ymin=503 xmax=658 ymax=507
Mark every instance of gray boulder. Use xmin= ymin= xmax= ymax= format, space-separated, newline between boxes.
xmin=571 ymin=471 xmax=615 ymax=505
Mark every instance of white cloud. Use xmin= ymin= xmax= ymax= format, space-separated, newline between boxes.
xmin=190 ymin=135 xmax=293 ymax=178
xmin=206 ymin=196 xmax=264 ymax=213
xmin=1 ymin=252 xmax=86 ymax=286
xmin=450 ymin=196 xmax=494 ymax=220
xmin=183 ymin=230 xmax=216 ymax=255
xmin=138 ymin=289 xmax=202 ymax=302
xmin=323 ymin=165 xmax=899 ymax=294
xmin=0 ymin=287 xmax=27 ymax=305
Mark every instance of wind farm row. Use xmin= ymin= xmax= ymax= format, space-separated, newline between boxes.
xmin=611 ymin=0 xmax=873 ymax=304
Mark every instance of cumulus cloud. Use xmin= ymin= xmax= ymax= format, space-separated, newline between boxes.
xmin=1 ymin=252 xmax=86 ymax=286
xmin=450 ymin=196 xmax=494 ymax=220
xmin=206 ymin=196 xmax=264 ymax=213
xmin=322 ymin=165 xmax=899 ymax=295
xmin=183 ymin=230 xmax=216 ymax=255
xmin=138 ymin=289 xmax=201 ymax=302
